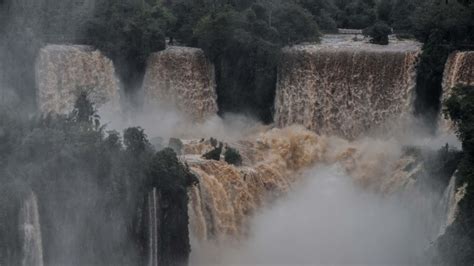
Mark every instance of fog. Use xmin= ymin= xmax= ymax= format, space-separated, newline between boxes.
xmin=191 ymin=164 xmax=435 ymax=265
xmin=100 ymin=103 xmax=265 ymax=142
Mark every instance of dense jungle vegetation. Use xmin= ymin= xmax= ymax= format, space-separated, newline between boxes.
xmin=0 ymin=94 xmax=196 ymax=265
xmin=434 ymin=86 xmax=474 ymax=265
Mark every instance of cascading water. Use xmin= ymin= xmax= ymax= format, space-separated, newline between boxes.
xmin=19 ymin=191 xmax=43 ymax=266
xmin=142 ymin=46 xmax=218 ymax=121
xmin=20 ymin=36 xmax=463 ymax=265
xmin=274 ymin=39 xmax=420 ymax=139
xmin=181 ymin=126 xmax=431 ymax=244
xmin=148 ymin=188 xmax=161 ymax=266
xmin=439 ymin=51 xmax=474 ymax=132
xmin=35 ymin=45 xmax=120 ymax=115
xmin=175 ymin=38 xmax=464 ymax=264
xmin=437 ymin=174 xmax=467 ymax=237
xmin=182 ymin=124 xmax=461 ymax=264
xmin=442 ymin=51 xmax=474 ymax=93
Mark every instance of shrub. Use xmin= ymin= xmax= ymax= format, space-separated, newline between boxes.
xmin=224 ymin=147 xmax=242 ymax=166
xmin=363 ymin=21 xmax=391 ymax=45
xmin=203 ymin=142 xmax=223 ymax=161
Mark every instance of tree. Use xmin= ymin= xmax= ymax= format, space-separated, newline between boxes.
xmin=295 ymin=0 xmax=338 ymax=32
xmin=435 ymin=86 xmax=474 ymax=265
xmin=272 ymin=3 xmax=320 ymax=44
xmin=411 ymin=0 xmax=473 ymax=127
xmin=70 ymin=90 xmax=100 ymax=128
xmin=146 ymin=148 xmax=197 ymax=266
xmin=337 ymin=0 xmax=377 ymax=29
xmin=376 ymin=0 xmax=392 ymax=23
xmin=123 ymin=127 xmax=151 ymax=156
xmin=224 ymin=146 xmax=242 ymax=166
xmin=191 ymin=1 xmax=320 ymax=122
xmin=363 ymin=21 xmax=391 ymax=45
xmin=390 ymin=0 xmax=416 ymax=32
xmin=85 ymin=0 xmax=174 ymax=95
xmin=203 ymin=142 xmax=223 ymax=161
xmin=0 ymin=95 xmax=197 ymax=265
xmin=444 ymin=86 xmax=474 ymax=155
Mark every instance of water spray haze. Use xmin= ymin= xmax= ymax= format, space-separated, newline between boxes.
xmin=191 ymin=164 xmax=434 ymax=265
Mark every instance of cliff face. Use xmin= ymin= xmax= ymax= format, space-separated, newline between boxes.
xmin=142 ymin=47 xmax=218 ymax=121
xmin=35 ymin=45 xmax=120 ymax=114
xmin=274 ymin=41 xmax=420 ymax=139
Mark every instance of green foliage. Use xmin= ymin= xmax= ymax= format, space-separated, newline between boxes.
xmin=124 ymin=127 xmax=152 ymax=155
xmin=85 ymin=0 xmax=174 ymax=93
xmin=70 ymin=90 xmax=101 ymax=130
xmin=363 ymin=21 xmax=391 ymax=45
xmin=335 ymin=0 xmax=377 ymax=29
xmin=434 ymin=86 xmax=474 ymax=265
xmin=411 ymin=0 xmax=472 ymax=44
xmin=390 ymin=0 xmax=416 ymax=32
xmin=203 ymin=142 xmax=223 ymax=161
xmin=376 ymin=0 xmax=392 ymax=23
xmin=297 ymin=0 xmax=338 ymax=32
xmin=148 ymin=148 xmax=198 ymax=199
xmin=412 ymin=0 xmax=473 ymax=127
xmin=224 ymin=147 xmax=242 ymax=166
xmin=0 ymin=96 xmax=195 ymax=265
xmin=272 ymin=3 xmax=320 ymax=44
xmin=184 ymin=0 xmax=320 ymax=122
xmin=210 ymin=137 xmax=218 ymax=147
xmin=444 ymin=86 xmax=474 ymax=156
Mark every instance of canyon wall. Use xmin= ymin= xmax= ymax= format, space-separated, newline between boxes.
xmin=142 ymin=47 xmax=218 ymax=121
xmin=36 ymin=45 xmax=120 ymax=114
xmin=274 ymin=41 xmax=420 ymax=139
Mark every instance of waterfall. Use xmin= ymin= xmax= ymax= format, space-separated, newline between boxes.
xmin=184 ymin=126 xmax=457 ymax=264
xmin=442 ymin=51 xmax=474 ymax=93
xmin=274 ymin=40 xmax=420 ymax=139
xmin=184 ymin=126 xmax=424 ymax=242
xmin=439 ymin=51 xmax=474 ymax=133
xmin=35 ymin=44 xmax=120 ymax=115
xmin=148 ymin=188 xmax=162 ymax=266
xmin=19 ymin=191 xmax=43 ymax=266
xmin=437 ymin=174 xmax=467 ymax=237
xmin=142 ymin=46 xmax=218 ymax=121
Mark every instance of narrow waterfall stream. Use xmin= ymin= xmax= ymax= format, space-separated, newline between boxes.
xmin=19 ymin=191 xmax=43 ymax=266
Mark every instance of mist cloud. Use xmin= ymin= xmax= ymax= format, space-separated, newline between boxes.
xmin=191 ymin=164 xmax=435 ymax=265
